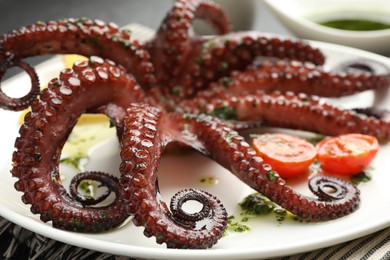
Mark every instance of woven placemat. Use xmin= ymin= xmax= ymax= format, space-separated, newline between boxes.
xmin=1 ymin=216 xmax=389 ymax=260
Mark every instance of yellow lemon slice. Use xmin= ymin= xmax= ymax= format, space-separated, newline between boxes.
xmin=19 ymin=55 xmax=109 ymax=125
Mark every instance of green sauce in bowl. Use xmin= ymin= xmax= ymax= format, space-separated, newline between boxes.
xmin=319 ymin=19 xmax=390 ymax=31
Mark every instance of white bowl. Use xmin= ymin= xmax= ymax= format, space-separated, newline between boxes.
xmin=264 ymin=0 xmax=390 ymax=54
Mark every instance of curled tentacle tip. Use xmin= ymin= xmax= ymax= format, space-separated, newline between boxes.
xmin=0 ymin=58 xmax=40 ymax=111
xmin=69 ymin=171 xmax=121 ymax=206
xmin=332 ymin=58 xmax=390 ymax=75
xmin=308 ymin=175 xmax=359 ymax=201
xmin=170 ymin=188 xmax=227 ymax=230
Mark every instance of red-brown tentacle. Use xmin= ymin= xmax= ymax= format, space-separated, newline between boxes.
xmin=0 ymin=18 xmax=156 ymax=93
xmin=146 ymin=0 xmax=231 ymax=86
xmin=179 ymin=113 xmax=360 ymax=220
xmin=11 ymin=57 xmax=147 ymax=232
xmin=184 ymin=90 xmax=390 ymax=139
xmin=0 ymin=49 xmax=40 ymax=110
xmin=120 ymin=103 xmax=227 ymax=249
xmin=176 ymin=32 xmax=326 ymax=96
xmin=218 ymin=59 xmax=390 ymax=97
xmin=69 ymin=171 xmax=120 ymax=206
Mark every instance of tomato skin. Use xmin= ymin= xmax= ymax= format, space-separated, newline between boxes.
xmin=316 ymin=134 xmax=379 ymax=175
xmin=252 ymin=133 xmax=317 ymax=178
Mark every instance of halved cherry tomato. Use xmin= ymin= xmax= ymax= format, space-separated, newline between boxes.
xmin=252 ymin=133 xmax=317 ymax=178
xmin=316 ymin=133 xmax=379 ymax=175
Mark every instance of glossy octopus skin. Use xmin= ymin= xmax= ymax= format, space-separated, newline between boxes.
xmin=175 ymin=32 xmax=326 ymax=96
xmin=120 ymin=104 xmax=227 ymax=249
xmin=1 ymin=0 xmax=390 ymax=250
xmin=222 ymin=59 xmax=390 ymax=97
xmin=146 ymin=0 xmax=232 ymax=86
xmin=11 ymin=57 xmax=146 ymax=231
xmin=184 ymin=87 xmax=390 ymax=140
xmin=0 ymin=51 xmax=40 ymax=110
xmin=0 ymin=18 xmax=156 ymax=90
xmin=178 ymin=113 xmax=360 ymax=220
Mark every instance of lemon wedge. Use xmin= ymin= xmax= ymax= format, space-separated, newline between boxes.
xmin=18 ymin=54 xmax=109 ymax=125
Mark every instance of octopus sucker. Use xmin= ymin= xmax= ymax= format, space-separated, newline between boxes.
xmin=121 ymin=104 xmax=227 ymax=248
xmin=146 ymin=0 xmax=231 ymax=86
xmin=11 ymin=57 xmax=146 ymax=232
xmin=0 ymin=17 xmax=156 ymax=91
xmin=184 ymin=90 xmax=390 ymax=139
xmin=176 ymin=112 xmax=359 ymax=221
xmin=0 ymin=51 xmax=40 ymax=110
xmin=220 ymin=59 xmax=390 ymax=97
xmin=1 ymin=0 xmax=390 ymax=249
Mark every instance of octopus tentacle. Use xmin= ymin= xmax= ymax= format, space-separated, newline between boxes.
xmin=216 ymin=59 xmax=390 ymax=97
xmin=170 ymin=189 xmax=214 ymax=227
xmin=120 ymin=103 xmax=227 ymax=249
xmin=3 ymin=0 xmax=390 ymax=249
xmin=181 ymin=113 xmax=359 ymax=220
xmin=352 ymin=107 xmax=390 ymax=122
xmin=0 ymin=53 xmax=40 ymax=110
xmin=309 ymin=175 xmax=350 ymax=201
xmin=146 ymin=0 xmax=231 ymax=85
xmin=332 ymin=58 xmax=390 ymax=75
xmin=11 ymin=57 xmax=147 ymax=231
xmin=177 ymin=32 xmax=326 ymax=96
xmin=69 ymin=171 xmax=120 ymax=206
xmin=185 ymin=90 xmax=390 ymax=139
xmin=0 ymin=18 xmax=156 ymax=90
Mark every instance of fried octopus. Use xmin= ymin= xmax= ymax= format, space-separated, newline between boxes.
xmin=1 ymin=0 xmax=390 ymax=249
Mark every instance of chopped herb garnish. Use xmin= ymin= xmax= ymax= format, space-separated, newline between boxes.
xmin=238 ymin=193 xmax=298 ymax=223
xmin=199 ymin=176 xmax=219 ymax=185
xmin=118 ymin=39 xmax=131 ymax=49
xmin=170 ymin=86 xmax=181 ymax=96
xmin=351 ymin=171 xmax=372 ymax=185
xmin=86 ymin=36 xmax=102 ymax=50
xmin=225 ymin=131 xmax=243 ymax=143
xmin=221 ymin=77 xmax=231 ymax=88
xmin=75 ymin=17 xmax=91 ymax=24
xmin=211 ymin=106 xmax=238 ymax=120
xmin=196 ymin=57 xmax=204 ymax=65
xmin=78 ymin=179 xmax=98 ymax=196
xmin=274 ymin=208 xmax=287 ymax=222
xmin=159 ymin=94 xmax=168 ymax=103
xmin=266 ymin=170 xmax=278 ymax=181
xmin=219 ymin=62 xmax=228 ymax=71
xmin=60 ymin=156 xmax=87 ymax=171
xmin=33 ymin=153 xmax=42 ymax=162
xmin=224 ymin=215 xmax=251 ymax=236
xmin=240 ymin=193 xmax=274 ymax=215
xmin=307 ymin=134 xmax=327 ymax=145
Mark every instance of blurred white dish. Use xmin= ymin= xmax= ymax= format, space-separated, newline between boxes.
xmin=264 ymin=0 xmax=390 ymax=54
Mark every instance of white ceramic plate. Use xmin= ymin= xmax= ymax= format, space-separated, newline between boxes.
xmin=0 ymin=41 xmax=390 ymax=260
xmin=264 ymin=0 xmax=390 ymax=54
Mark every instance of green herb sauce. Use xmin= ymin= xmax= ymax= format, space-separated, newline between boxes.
xmin=239 ymin=193 xmax=300 ymax=223
xmin=61 ymin=120 xmax=115 ymax=171
xmin=350 ymin=171 xmax=372 ymax=185
xmin=223 ymin=215 xmax=251 ymax=236
xmin=78 ymin=179 xmax=99 ymax=196
xmin=319 ymin=19 xmax=390 ymax=31
xmin=210 ymin=106 xmax=238 ymax=120
xmin=199 ymin=176 xmax=219 ymax=186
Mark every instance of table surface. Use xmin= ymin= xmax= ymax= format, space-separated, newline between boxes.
xmin=0 ymin=1 xmax=389 ymax=259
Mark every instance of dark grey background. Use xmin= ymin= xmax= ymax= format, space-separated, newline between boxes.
xmin=0 ymin=0 xmax=293 ymax=79
xmin=0 ymin=0 xmax=291 ymax=35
